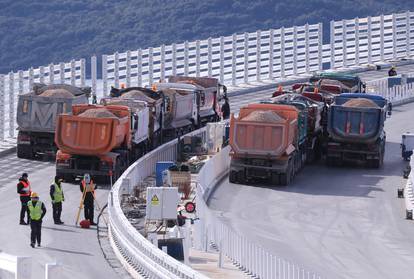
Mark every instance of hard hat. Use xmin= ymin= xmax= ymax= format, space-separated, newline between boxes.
xmin=31 ymin=192 xmax=39 ymax=198
xmin=277 ymin=85 xmax=283 ymax=92
xmin=151 ymin=84 xmax=157 ymax=91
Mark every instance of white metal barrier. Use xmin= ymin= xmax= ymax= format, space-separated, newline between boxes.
xmin=0 ymin=252 xmax=31 ymax=279
xmin=100 ymin=23 xmax=323 ymax=95
xmin=108 ymin=129 xmax=209 ymax=279
xmin=195 ymin=147 xmax=322 ymax=279
xmin=0 ymin=59 xmax=86 ymax=140
xmin=330 ymin=11 xmax=414 ymax=67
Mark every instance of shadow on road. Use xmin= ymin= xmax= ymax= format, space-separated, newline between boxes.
xmin=42 ymin=246 xmax=93 ymax=256
xmin=43 ymin=226 xmax=79 ymax=233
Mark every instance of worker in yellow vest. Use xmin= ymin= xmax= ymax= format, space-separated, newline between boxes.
xmin=28 ymin=192 xmax=46 ymax=248
xmin=79 ymin=174 xmax=97 ymax=225
xmin=50 ymin=176 xmax=65 ymax=225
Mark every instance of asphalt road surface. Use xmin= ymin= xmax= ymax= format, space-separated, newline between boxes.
xmin=211 ymin=74 xmax=414 ymax=278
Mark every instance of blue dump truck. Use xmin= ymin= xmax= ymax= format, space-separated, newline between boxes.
xmin=326 ymin=93 xmax=389 ymax=168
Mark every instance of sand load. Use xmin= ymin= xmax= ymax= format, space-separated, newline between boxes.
xmin=342 ymin=98 xmax=379 ymax=108
xmin=241 ymin=110 xmax=285 ymax=122
xmin=39 ymin=89 xmax=74 ymax=98
xmin=119 ymin=90 xmax=155 ymax=103
xmin=78 ymin=109 xmax=117 ymax=118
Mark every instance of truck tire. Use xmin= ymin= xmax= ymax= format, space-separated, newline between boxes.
xmin=17 ymin=145 xmax=34 ymax=159
xmin=229 ymin=171 xmax=238 ymax=184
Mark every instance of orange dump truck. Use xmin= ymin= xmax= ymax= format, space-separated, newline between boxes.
xmin=229 ymin=103 xmax=300 ymax=185
xmin=55 ymin=104 xmax=136 ymax=181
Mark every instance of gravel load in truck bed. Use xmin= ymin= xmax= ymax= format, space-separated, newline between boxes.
xmin=120 ymin=90 xmax=156 ymax=103
xmin=241 ymin=110 xmax=285 ymax=122
xmin=78 ymin=108 xmax=118 ymax=118
xmin=342 ymin=98 xmax=379 ymax=108
xmin=39 ymin=89 xmax=74 ymax=98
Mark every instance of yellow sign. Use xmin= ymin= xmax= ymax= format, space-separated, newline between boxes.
xmin=151 ymin=195 xmax=159 ymax=206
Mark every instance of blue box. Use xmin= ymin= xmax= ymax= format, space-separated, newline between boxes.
xmin=155 ymin=161 xmax=175 ymax=186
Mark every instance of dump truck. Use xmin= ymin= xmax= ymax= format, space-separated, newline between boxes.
xmin=55 ymin=103 xmax=149 ymax=180
xmin=229 ymin=103 xmax=305 ymax=185
xmin=326 ymin=93 xmax=388 ymax=167
xmin=263 ymin=93 xmax=324 ymax=163
xmin=16 ymin=83 xmax=90 ymax=159
xmin=109 ymin=86 xmax=163 ymax=148
xmin=309 ymin=73 xmax=366 ymax=93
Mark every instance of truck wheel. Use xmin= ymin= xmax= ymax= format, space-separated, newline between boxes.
xmin=271 ymin=172 xmax=279 ymax=185
xmin=229 ymin=171 xmax=238 ymax=183
xmin=17 ymin=145 xmax=34 ymax=159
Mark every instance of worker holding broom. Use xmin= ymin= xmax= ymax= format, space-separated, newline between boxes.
xmin=79 ymin=174 xmax=97 ymax=226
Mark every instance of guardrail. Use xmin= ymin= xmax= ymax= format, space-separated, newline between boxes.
xmin=195 ymin=147 xmax=322 ymax=279
xmin=0 ymin=252 xmax=31 ymax=279
xmin=108 ymin=129 xmax=209 ymax=279
xmin=405 ymin=158 xmax=414 ymax=213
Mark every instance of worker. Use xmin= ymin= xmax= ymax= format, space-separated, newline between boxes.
xmin=79 ymin=174 xmax=97 ymax=225
xmin=50 ymin=176 xmax=65 ymax=225
xmin=221 ymin=97 xmax=230 ymax=120
xmin=388 ymin=66 xmax=397 ymax=77
xmin=28 ymin=192 xmax=46 ymax=248
xmin=17 ymin=173 xmax=31 ymax=225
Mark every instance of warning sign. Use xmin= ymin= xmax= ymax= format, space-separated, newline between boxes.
xmin=151 ymin=195 xmax=159 ymax=206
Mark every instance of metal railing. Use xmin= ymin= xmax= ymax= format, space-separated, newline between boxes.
xmin=108 ymin=129 xmax=209 ymax=279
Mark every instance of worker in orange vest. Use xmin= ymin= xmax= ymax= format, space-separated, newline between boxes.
xmin=79 ymin=174 xmax=97 ymax=225
xmin=17 ymin=173 xmax=31 ymax=225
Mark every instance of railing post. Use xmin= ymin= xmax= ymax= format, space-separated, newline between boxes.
xmin=18 ymin=71 xmax=24 ymax=95
xmin=231 ymin=33 xmax=237 ymax=86
xmin=15 ymin=256 xmax=32 ymax=279
xmin=184 ymin=41 xmax=189 ymax=76
xmin=256 ymin=30 xmax=262 ymax=81
xmin=219 ymin=36 xmax=225 ymax=83
xmin=305 ymin=23 xmax=310 ymax=73
xmin=355 ymin=17 xmax=360 ymax=65
xmin=172 ymin=43 xmax=177 ymax=76
xmin=281 ymin=27 xmax=286 ymax=78
xmin=269 ymin=29 xmax=274 ymax=80
xmin=195 ymin=40 xmax=200 ymax=77
xmin=407 ymin=11 xmax=411 ymax=58
xmin=59 ymin=62 xmax=65 ymax=84
xmin=207 ymin=38 xmax=213 ymax=77
xmin=342 ymin=19 xmax=347 ymax=67
xmin=367 ymin=16 xmax=373 ymax=64
xmin=380 ymin=14 xmax=385 ymax=61
xmin=102 ymin=54 xmax=108 ymax=96
xmin=8 ymin=72 xmax=14 ymax=138
xmin=39 ymin=66 xmax=45 ymax=84
xmin=160 ymin=45 xmax=166 ymax=82
xmin=293 ymin=26 xmax=298 ymax=75
xmin=0 ymin=75 xmax=5 ymax=140
xmin=126 ymin=50 xmax=131 ymax=87
xmin=70 ymin=59 xmax=76 ymax=86
xmin=392 ymin=13 xmax=397 ymax=60
xmin=137 ymin=49 xmax=142 ymax=87
xmin=49 ymin=64 xmax=54 ymax=84
xmin=244 ymin=32 xmax=249 ymax=83
xmin=45 ymin=262 xmax=61 ymax=279
xmin=318 ymin=22 xmax=323 ymax=71
xmin=80 ymin=58 xmax=86 ymax=87
xmin=91 ymin=56 xmax=97 ymax=100
xmin=114 ymin=52 xmax=119 ymax=89
xmin=148 ymin=47 xmax=154 ymax=85
xmin=330 ymin=20 xmax=335 ymax=69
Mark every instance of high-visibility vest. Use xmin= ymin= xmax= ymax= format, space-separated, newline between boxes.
xmin=82 ymin=180 xmax=95 ymax=193
xmin=28 ymin=201 xmax=43 ymax=221
xmin=52 ymin=183 xmax=64 ymax=203
xmin=20 ymin=180 xmax=31 ymax=197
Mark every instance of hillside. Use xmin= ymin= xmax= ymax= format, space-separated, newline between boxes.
xmin=1 ymin=0 xmax=413 ymax=73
